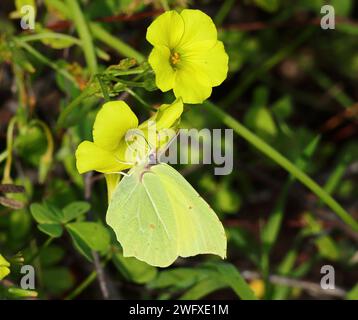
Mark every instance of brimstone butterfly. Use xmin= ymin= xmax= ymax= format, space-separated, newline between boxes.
xmin=106 ymin=141 xmax=227 ymax=267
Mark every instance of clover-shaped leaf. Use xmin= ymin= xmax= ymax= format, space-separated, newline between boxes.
xmin=66 ymin=222 xmax=110 ymax=261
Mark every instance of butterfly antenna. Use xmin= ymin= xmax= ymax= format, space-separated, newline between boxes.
xmin=125 ymin=130 xmax=154 ymax=162
xmin=134 ymin=131 xmax=154 ymax=150
xmin=107 ymin=171 xmax=131 ymax=177
xmin=113 ymin=155 xmax=135 ymax=166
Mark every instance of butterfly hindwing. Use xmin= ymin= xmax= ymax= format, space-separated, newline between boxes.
xmin=106 ymin=163 xmax=227 ymax=267
xmin=106 ymin=166 xmax=177 ymax=267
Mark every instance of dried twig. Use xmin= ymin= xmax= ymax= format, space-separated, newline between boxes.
xmin=0 ymin=183 xmax=25 ymax=209
xmin=84 ymin=172 xmax=110 ymax=299
xmin=242 ymin=270 xmax=347 ymax=299
xmin=45 ymin=10 xmax=164 ymax=31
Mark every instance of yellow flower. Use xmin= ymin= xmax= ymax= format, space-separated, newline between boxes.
xmin=147 ymin=9 xmax=229 ymax=104
xmin=249 ymin=279 xmax=265 ymax=299
xmin=75 ymin=99 xmax=183 ymax=175
xmin=0 ymin=254 xmax=10 ymax=280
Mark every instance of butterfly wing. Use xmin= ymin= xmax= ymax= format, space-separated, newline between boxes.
xmin=106 ymin=166 xmax=178 ymax=267
xmin=106 ymin=163 xmax=226 ymax=267
xmin=152 ymin=163 xmax=227 ymax=260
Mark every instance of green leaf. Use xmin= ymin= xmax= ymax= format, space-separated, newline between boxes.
xmin=244 ymin=89 xmax=278 ymax=142
xmin=337 ymin=24 xmax=358 ymax=36
xmin=43 ymin=267 xmax=74 ymax=295
xmin=149 ymin=268 xmax=207 ymax=290
xmin=35 ymin=25 xmax=79 ymax=49
xmin=113 ymin=252 xmax=157 ymax=284
xmin=38 ymin=223 xmax=63 ymax=238
xmin=303 ymin=212 xmax=340 ymax=261
xmin=331 ymin=0 xmax=352 ymax=16
xmin=179 ymin=278 xmax=227 ymax=300
xmin=228 ymin=228 xmax=260 ymax=265
xmin=272 ymin=96 xmax=293 ymax=121
xmin=214 ymin=180 xmax=241 ymax=214
xmin=172 ymin=263 xmax=257 ymax=300
xmin=6 ymin=287 xmax=38 ymax=299
xmin=62 ymin=201 xmax=90 ymax=223
xmin=30 ymin=202 xmax=62 ymax=224
xmin=253 ymin=0 xmax=280 ymax=12
xmin=10 ymin=0 xmax=36 ymax=19
xmin=66 ymin=222 xmax=110 ymax=259
xmin=9 ymin=209 xmax=31 ymax=240
xmin=346 ymin=283 xmax=358 ymax=300
xmin=207 ymin=263 xmax=258 ymax=300
xmin=39 ymin=245 xmax=65 ymax=267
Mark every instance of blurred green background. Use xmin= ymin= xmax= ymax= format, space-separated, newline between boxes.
xmin=0 ymin=0 xmax=357 ymax=300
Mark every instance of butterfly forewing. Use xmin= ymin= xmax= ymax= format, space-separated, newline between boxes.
xmin=152 ymin=164 xmax=227 ymax=259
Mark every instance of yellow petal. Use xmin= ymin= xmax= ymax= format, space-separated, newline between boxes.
xmin=148 ymin=46 xmax=176 ymax=92
xmin=75 ymin=141 xmax=127 ymax=174
xmin=0 ymin=266 xmax=10 ymax=280
xmin=154 ymin=99 xmax=184 ymax=130
xmin=178 ymin=9 xmax=217 ymax=49
xmin=139 ymin=98 xmax=184 ymax=131
xmin=93 ymin=101 xmax=138 ymax=152
xmin=0 ymin=254 xmax=10 ymax=268
xmin=146 ymin=10 xmax=184 ymax=48
xmin=184 ymin=40 xmax=229 ymax=87
xmin=173 ymin=63 xmax=212 ymax=104
xmin=104 ymin=173 xmax=121 ymax=203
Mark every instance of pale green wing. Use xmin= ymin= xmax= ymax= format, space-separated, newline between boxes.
xmin=106 ymin=167 xmax=178 ymax=267
xmin=152 ymin=163 xmax=227 ymax=259
xmin=106 ymin=163 xmax=226 ymax=267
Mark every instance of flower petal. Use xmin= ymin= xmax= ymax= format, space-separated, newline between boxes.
xmin=105 ymin=173 xmax=121 ymax=202
xmin=184 ymin=41 xmax=229 ymax=87
xmin=146 ymin=10 xmax=184 ymax=48
xmin=178 ymin=9 xmax=217 ymax=49
xmin=93 ymin=101 xmax=138 ymax=151
xmin=139 ymin=98 xmax=184 ymax=131
xmin=173 ymin=63 xmax=212 ymax=104
xmin=75 ymin=141 xmax=127 ymax=174
xmin=148 ymin=46 xmax=176 ymax=92
xmin=154 ymin=99 xmax=184 ymax=130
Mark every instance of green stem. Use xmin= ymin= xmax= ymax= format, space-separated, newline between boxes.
xmin=0 ymin=150 xmax=8 ymax=164
xmin=90 ymin=23 xmax=145 ymax=63
xmin=30 ymin=120 xmax=55 ymax=183
xmin=215 ymin=0 xmax=236 ymax=25
xmin=2 ymin=117 xmax=18 ymax=184
xmin=14 ymin=38 xmax=77 ymax=85
xmin=27 ymin=237 xmax=54 ymax=264
xmin=114 ymin=78 xmax=146 ymax=87
xmin=205 ymin=101 xmax=358 ymax=232
xmin=18 ymin=33 xmax=81 ymax=45
xmin=64 ymin=255 xmax=111 ymax=300
xmin=125 ymin=88 xmax=156 ymax=111
xmin=109 ymin=68 xmax=146 ymax=77
xmin=309 ymin=69 xmax=353 ymax=108
xmin=160 ymin=0 xmax=170 ymax=11
xmin=66 ymin=0 xmax=98 ymax=74
xmin=56 ymin=85 xmax=97 ymax=129
xmin=96 ymin=75 xmax=110 ymax=102
xmin=65 ymin=270 xmax=97 ymax=300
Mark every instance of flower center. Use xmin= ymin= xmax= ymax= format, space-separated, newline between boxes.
xmin=170 ymin=51 xmax=180 ymax=66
